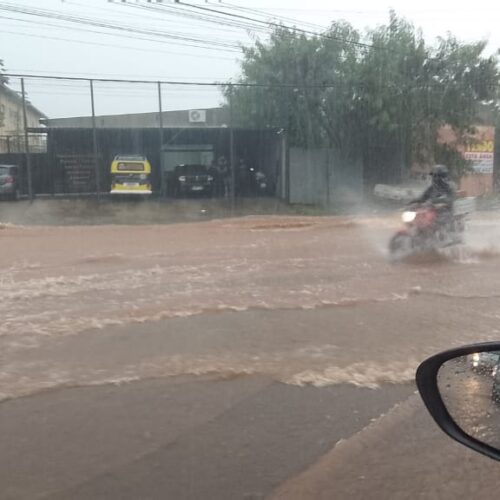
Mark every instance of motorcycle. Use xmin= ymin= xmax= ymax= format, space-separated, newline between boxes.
xmin=237 ymin=166 xmax=271 ymax=196
xmin=389 ymin=201 xmax=465 ymax=260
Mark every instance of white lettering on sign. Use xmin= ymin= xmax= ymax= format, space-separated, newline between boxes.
xmin=464 ymin=137 xmax=494 ymax=174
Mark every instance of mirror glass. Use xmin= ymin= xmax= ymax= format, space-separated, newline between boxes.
xmin=438 ymin=351 xmax=500 ymax=449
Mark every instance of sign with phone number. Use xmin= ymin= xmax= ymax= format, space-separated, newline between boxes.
xmin=464 ymin=150 xmax=494 ymax=174
xmin=464 ymin=139 xmax=494 ymax=174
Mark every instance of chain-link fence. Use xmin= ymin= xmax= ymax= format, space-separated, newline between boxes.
xmin=0 ymin=75 xmax=288 ymax=201
xmin=0 ymin=73 xmax=497 ymax=203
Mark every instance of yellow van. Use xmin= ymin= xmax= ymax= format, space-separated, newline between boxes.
xmin=110 ymin=155 xmax=152 ymax=195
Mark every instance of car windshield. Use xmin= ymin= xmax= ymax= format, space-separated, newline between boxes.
xmin=1 ymin=1 xmax=499 ymax=498
xmin=116 ymin=162 xmax=145 ymax=171
xmin=175 ymin=165 xmax=208 ymax=176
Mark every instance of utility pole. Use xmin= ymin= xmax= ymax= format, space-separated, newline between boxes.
xmin=229 ymin=85 xmax=235 ymax=209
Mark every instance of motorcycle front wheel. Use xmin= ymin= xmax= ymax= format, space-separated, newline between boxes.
xmin=389 ymin=233 xmax=413 ymax=262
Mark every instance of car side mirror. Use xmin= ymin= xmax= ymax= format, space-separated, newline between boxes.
xmin=416 ymin=342 xmax=500 ymax=461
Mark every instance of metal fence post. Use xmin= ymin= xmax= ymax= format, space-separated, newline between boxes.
xmin=90 ymin=79 xmax=101 ymax=200
xmin=157 ymin=81 xmax=165 ymax=198
xmin=229 ymin=85 xmax=235 ymax=208
xmin=21 ymin=78 xmax=33 ymax=201
xmin=325 ymin=149 xmax=331 ymax=207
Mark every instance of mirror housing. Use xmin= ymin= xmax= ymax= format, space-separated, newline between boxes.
xmin=416 ymin=342 xmax=500 ymax=461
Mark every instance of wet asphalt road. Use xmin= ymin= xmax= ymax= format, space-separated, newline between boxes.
xmin=1 ymin=377 xmax=413 ymax=500
xmin=270 ymin=391 xmax=500 ymax=500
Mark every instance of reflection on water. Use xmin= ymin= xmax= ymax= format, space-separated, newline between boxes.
xmin=438 ymin=353 xmax=500 ymax=448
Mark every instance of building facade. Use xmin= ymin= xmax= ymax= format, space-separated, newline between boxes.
xmin=0 ymin=84 xmax=47 ymax=153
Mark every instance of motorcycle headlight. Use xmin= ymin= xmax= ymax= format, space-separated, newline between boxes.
xmin=402 ymin=211 xmax=417 ymax=223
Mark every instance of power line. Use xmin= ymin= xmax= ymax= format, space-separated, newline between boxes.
xmin=119 ymin=2 xmax=269 ymax=36
xmin=0 ymin=28 xmax=238 ymax=61
xmin=66 ymin=0 xmax=247 ymax=36
xmin=121 ymin=1 xmax=377 ymax=55
xmin=217 ymin=1 xmax=329 ymax=32
xmin=116 ymin=0 xmax=324 ymax=39
xmin=175 ymin=1 xmax=378 ymax=50
xmin=0 ymin=14 xmax=241 ymax=53
xmin=0 ymin=2 xmax=239 ymax=46
xmin=0 ymin=3 xmax=242 ymax=51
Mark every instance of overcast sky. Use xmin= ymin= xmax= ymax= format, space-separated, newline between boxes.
xmin=1 ymin=0 xmax=499 ymax=118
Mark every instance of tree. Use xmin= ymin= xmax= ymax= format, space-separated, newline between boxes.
xmin=225 ymin=28 xmax=325 ymax=147
xmin=225 ymin=23 xmax=363 ymax=152
xmin=226 ymin=13 xmax=499 ymax=181
xmin=0 ymin=58 xmax=7 ymax=129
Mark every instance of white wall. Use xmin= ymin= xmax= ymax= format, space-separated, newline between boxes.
xmin=0 ymin=87 xmax=45 ymax=152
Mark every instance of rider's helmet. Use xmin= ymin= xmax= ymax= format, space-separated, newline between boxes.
xmin=431 ymin=164 xmax=449 ymax=179
xmin=431 ymin=165 xmax=450 ymax=187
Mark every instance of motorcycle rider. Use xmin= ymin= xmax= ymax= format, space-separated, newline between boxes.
xmin=411 ymin=165 xmax=456 ymax=228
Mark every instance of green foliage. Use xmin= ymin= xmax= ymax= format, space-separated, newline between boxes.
xmin=227 ymin=12 xmax=499 ymax=180
xmin=434 ymin=143 xmax=473 ymax=181
xmin=0 ymin=59 xmax=6 ymax=128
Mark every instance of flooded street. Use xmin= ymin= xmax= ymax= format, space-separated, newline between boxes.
xmin=3 ymin=0 xmax=500 ymax=496
xmin=1 ymin=201 xmax=500 ymax=400
xmin=3 ymin=200 xmax=500 ymax=498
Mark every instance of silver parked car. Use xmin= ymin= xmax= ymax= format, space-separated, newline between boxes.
xmin=0 ymin=165 xmax=20 ymax=200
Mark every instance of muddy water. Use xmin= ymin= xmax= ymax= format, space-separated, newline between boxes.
xmin=1 ymin=207 xmax=500 ymax=400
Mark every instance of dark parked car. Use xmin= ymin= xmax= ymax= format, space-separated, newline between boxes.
xmin=173 ymin=164 xmax=214 ymax=197
xmin=0 ymin=165 xmax=20 ymax=200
